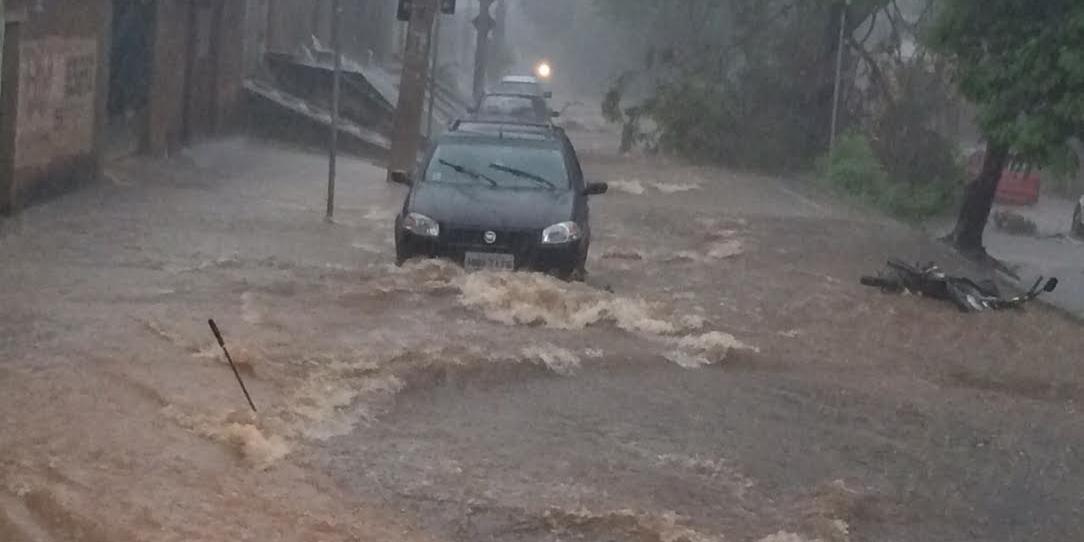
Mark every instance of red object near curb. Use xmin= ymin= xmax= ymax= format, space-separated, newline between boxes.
xmin=967 ymin=149 xmax=1041 ymax=206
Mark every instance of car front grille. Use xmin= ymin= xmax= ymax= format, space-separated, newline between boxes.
xmin=443 ymin=228 xmax=539 ymax=252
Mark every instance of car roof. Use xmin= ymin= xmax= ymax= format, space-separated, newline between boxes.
xmin=437 ymin=132 xmax=565 ymax=154
xmin=500 ymin=75 xmax=539 ymax=84
xmin=447 ymin=119 xmax=561 ymax=143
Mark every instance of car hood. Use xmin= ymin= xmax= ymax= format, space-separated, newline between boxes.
xmin=409 ymin=182 xmax=574 ymax=230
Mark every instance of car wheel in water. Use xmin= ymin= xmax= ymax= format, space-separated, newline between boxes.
xmin=394 ymin=245 xmax=410 ymax=267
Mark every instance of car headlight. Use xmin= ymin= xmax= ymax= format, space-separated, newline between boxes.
xmin=541 ymin=221 xmax=582 ymax=245
xmin=403 ymin=213 xmax=440 ymax=238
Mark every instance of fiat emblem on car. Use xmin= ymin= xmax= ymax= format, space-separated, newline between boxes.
xmin=484 ymin=231 xmax=497 ymax=244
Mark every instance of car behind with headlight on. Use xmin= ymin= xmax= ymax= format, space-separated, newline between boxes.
xmin=390 ymin=120 xmax=607 ymax=279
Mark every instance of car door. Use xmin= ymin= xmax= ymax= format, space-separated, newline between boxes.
xmin=561 ymin=132 xmax=589 ymax=236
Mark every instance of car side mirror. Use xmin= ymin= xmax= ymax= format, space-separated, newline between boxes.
xmin=389 ymin=170 xmax=413 ymax=186
xmin=543 ymin=91 xmax=553 ymax=99
xmin=583 ymin=182 xmax=608 ymax=196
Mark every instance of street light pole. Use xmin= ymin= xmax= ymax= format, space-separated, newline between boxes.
xmin=828 ymin=0 xmax=850 ymax=157
xmin=326 ymin=0 xmax=342 ymax=221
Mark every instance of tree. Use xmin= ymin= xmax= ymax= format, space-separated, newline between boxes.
xmin=930 ymin=0 xmax=1084 ymax=254
xmin=592 ymin=0 xmax=895 ymax=169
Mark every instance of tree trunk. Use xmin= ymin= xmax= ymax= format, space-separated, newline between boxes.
xmin=952 ymin=144 xmax=1010 ymax=253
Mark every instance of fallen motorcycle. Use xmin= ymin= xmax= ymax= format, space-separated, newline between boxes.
xmin=861 ymin=259 xmax=1058 ymax=312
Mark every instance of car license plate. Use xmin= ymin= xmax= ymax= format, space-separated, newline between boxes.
xmin=464 ymin=252 xmax=515 ymax=272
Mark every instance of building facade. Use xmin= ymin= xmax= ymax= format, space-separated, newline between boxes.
xmin=1 ymin=0 xmax=110 ymax=213
xmin=1 ymin=0 xmax=250 ymax=214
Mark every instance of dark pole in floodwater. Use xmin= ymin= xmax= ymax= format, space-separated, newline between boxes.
xmin=208 ymin=319 xmax=258 ymax=413
xmin=327 ymin=0 xmax=342 ymax=221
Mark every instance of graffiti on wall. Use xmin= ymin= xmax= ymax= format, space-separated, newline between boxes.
xmin=15 ymin=37 xmax=98 ymax=169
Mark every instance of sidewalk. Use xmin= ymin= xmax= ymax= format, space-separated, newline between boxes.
xmin=0 ymin=139 xmax=427 ymax=541
xmin=923 ymin=196 xmax=1084 ymax=318
xmin=985 ymin=195 xmax=1084 ymax=317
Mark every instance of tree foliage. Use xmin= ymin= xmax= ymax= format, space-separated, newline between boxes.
xmin=930 ymin=0 xmax=1083 ymax=166
xmin=593 ymin=0 xmax=901 ymax=170
xmin=929 ymin=0 xmax=1084 ymax=251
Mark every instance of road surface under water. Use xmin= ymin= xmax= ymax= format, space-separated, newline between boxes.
xmin=1 ymin=118 xmax=1082 ymax=541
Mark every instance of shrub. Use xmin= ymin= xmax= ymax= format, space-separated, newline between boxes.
xmin=820 ymin=132 xmax=958 ymax=220
xmin=820 ymin=133 xmax=888 ymax=196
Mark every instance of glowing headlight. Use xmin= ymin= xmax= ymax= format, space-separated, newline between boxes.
xmin=535 ymin=61 xmax=552 ymax=80
xmin=541 ymin=221 xmax=581 ymax=245
xmin=403 ymin=213 xmax=440 ymax=238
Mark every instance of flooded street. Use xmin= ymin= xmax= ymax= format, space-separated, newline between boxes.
xmin=2 ymin=120 xmax=1083 ymax=541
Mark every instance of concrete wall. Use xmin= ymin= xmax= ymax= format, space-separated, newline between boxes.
xmin=146 ymin=0 xmax=187 ymax=154
xmin=2 ymin=0 xmax=110 ymax=212
xmin=243 ymin=0 xmax=270 ymax=76
xmin=146 ymin=0 xmax=248 ymax=155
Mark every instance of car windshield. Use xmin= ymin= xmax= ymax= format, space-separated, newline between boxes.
xmin=425 ymin=142 xmax=569 ymax=190
xmin=477 ymin=95 xmax=547 ymax=121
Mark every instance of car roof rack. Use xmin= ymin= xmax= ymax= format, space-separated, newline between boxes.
xmin=449 ymin=119 xmax=558 ymax=140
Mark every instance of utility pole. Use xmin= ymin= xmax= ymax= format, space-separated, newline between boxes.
xmin=472 ymin=0 xmax=495 ymax=104
xmin=326 ymin=0 xmax=342 ymax=221
xmin=492 ymin=0 xmax=506 ymax=87
xmin=828 ymin=0 xmax=850 ymax=157
xmin=0 ymin=0 xmax=5 ymax=90
xmin=387 ymin=0 xmax=438 ymax=182
xmin=427 ymin=15 xmax=442 ymax=139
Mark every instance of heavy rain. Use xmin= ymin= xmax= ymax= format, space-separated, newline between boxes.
xmin=1 ymin=0 xmax=1083 ymax=541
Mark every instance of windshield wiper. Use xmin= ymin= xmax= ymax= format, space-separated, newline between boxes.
xmin=438 ymin=159 xmax=498 ymax=187
xmin=488 ymin=163 xmax=556 ymax=189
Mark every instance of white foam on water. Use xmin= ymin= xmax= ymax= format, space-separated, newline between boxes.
xmin=664 ymin=331 xmax=757 ymax=368
xmin=363 ymin=207 xmax=398 ymax=222
xmin=220 ymin=423 xmax=291 ymax=469
xmin=543 ymin=508 xmax=722 ymax=542
xmin=652 ymin=181 xmax=701 ymax=194
xmin=522 ymin=344 xmax=582 ymax=376
xmin=287 ymin=373 xmax=404 ymax=440
xmin=371 ymin=259 xmax=465 ymax=294
xmin=666 ymin=240 xmax=745 ymax=263
xmin=351 ymin=241 xmax=382 ymax=252
xmin=707 ymin=240 xmax=744 ymax=260
xmin=607 ymin=179 xmax=647 ymax=195
xmin=161 ymin=406 xmax=290 ymax=470
xmin=456 ymin=271 xmax=682 ymax=334
xmin=757 ymin=533 xmax=815 ymax=542
xmin=240 ymin=291 xmax=263 ymax=324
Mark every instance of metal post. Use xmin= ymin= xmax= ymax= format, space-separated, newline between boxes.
xmin=828 ymin=0 xmax=849 ymax=157
xmin=327 ymin=0 xmax=342 ymax=221
xmin=427 ymin=14 xmax=441 ymax=139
